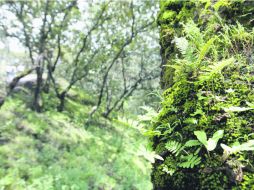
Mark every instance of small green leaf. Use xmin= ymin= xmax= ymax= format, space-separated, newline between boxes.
xmin=223 ymin=106 xmax=253 ymax=112
xmin=207 ymin=139 xmax=217 ymax=151
xmin=184 ymin=140 xmax=201 ymax=147
xmin=194 ymin=131 xmax=207 ymax=146
xmin=194 ymin=130 xmax=223 ymax=151
xmin=212 ymin=130 xmax=224 ymax=141
xmin=194 ymin=147 xmax=201 ymax=155
xmin=183 ymin=118 xmax=198 ymax=125
xmin=207 ymin=130 xmax=224 ymax=151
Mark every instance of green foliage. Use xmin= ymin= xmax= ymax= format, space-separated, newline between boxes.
xmin=165 ymin=141 xmax=183 ymax=155
xmin=221 ymin=140 xmax=254 ymax=161
xmin=196 ymin=37 xmax=216 ymax=64
xmin=153 ymin=0 xmax=254 ymax=189
xmin=194 ymin=130 xmax=224 ymax=151
xmin=178 ymin=154 xmax=201 ymax=168
xmin=138 ymin=106 xmax=158 ymax=123
xmin=0 ymin=90 xmax=153 ymax=190
xmin=198 ymin=58 xmax=234 ymax=84
xmin=173 ymin=37 xmax=189 ymax=55
xmin=138 ymin=146 xmax=164 ymax=164
xmin=165 ymin=140 xmax=202 ymax=169
xmin=184 ymin=140 xmax=201 ymax=147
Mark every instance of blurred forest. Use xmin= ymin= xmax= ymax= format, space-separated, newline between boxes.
xmin=0 ymin=0 xmax=161 ymax=189
xmin=1 ymin=0 xmax=254 ymax=190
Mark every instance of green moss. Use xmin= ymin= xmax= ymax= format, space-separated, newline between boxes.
xmin=153 ymin=0 xmax=254 ymax=189
xmin=161 ymin=10 xmax=176 ymax=22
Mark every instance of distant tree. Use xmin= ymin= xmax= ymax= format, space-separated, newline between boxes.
xmin=89 ymin=1 xmax=160 ymax=118
xmin=0 ymin=0 xmax=78 ymax=111
xmin=0 ymin=0 xmax=160 ymax=116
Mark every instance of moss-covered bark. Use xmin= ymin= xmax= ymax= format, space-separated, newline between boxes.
xmin=153 ymin=0 xmax=254 ymax=189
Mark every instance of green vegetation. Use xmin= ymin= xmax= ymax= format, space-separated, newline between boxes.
xmin=151 ymin=0 xmax=254 ymax=189
xmin=0 ymin=1 xmax=161 ymax=188
xmin=1 ymin=0 xmax=254 ymax=189
xmin=0 ymin=90 xmax=153 ymax=190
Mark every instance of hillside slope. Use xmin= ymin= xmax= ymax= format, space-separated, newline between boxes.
xmin=0 ymin=88 xmax=152 ymax=190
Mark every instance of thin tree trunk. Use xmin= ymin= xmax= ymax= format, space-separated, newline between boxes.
xmin=57 ymin=92 xmax=66 ymax=112
xmin=33 ymin=66 xmax=43 ymax=112
xmin=32 ymin=0 xmax=49 ymax=112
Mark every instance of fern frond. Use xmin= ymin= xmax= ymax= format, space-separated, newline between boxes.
xmin=138 ymin=106 xmax=157 ymax=123
xmin=165 ymin=141 xmax=183 ymax=155
xmin=183 ymin=20 xmax=203 ymax=48
xmin=198 ymin=57 xmax=234 ymax=83
xmin=178 ymin=154 xmax=201 ymax=168
xmin=197 ymin=37 xmax=216 ymax=65
xmin=173 ymin=37 xmax=189 ymax=55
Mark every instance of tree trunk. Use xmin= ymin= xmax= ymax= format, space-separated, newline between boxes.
xmin=0 ymin=97 xmax=4 ymax=108
xmin=43 ymin=76 xmax=50 ymax=93
xmin=57 ymin=93 xmax=66 ymax=112
xmin=33 ymin=66 xmax=43 ymax=112
xmin=153 ymin=1 xmax=254 ymax=189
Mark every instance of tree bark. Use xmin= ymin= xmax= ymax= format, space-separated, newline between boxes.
xmin=32 ymin=0 xmax=50 ymax=112
xmin=33 ymin=66 xmax=43 ymax=112
xmin=57 ymin=92 xmax=66 ymax=112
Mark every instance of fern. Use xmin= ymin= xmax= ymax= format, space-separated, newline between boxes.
xmin=198 ymin=57 xmax=234 ymax=83
xmin=162 ymin=164 xmax=175 ymax=176
xmin=183 ymin=20 xmax=203 ymax=48
xmin=197 ymin=37 xmax=216 ymax=65
xmin=165 ymin=141 xmax=183 ymax=155
xmin=173 ymin=37 xmax=189 ymax=56
xmin=178 ymin=154 xmax=201 ymax=168
xmin=138 ymin=106 xmax=157 ymax=123
xmin=164 ymin=140 xmax=203 ymax=169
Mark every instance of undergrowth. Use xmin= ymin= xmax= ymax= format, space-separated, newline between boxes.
xmin=0 ymin=89 xmax=153 ymax=190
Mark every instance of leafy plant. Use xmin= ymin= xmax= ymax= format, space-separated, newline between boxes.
xmin=198 ymin=58 xmax=234 ymax=83
xmin=138 ymin=146 xmax=164 ymax=163
xmin=223 ymin=106 xmax=253 ymax=113
xmin=173 ymin=37 xmax=189 ymax=55
xmin=165 ymin=141 xmax=184 ymax=155
xmin=155 ymin=0 xmax=254 ymax=188
xmin=162 ymin=165 xmax=175 ymax=176
xmin=196 ymin=37 xmax=216 ymax=65
xmin=138 ymin=106 xmax=158 ymax=123
xmin=221 ymin=140 xmax=254 ymax=161
xmin=184 ymin=140 xmax=201 ymax=147
xmin=194 ymin=130 xmax=224 ymax=151
xmin=178 ymin=154 xmax=201 ymax=168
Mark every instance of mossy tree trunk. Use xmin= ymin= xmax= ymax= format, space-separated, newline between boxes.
xmin=153 ymin=1 xmax=254 ymax=189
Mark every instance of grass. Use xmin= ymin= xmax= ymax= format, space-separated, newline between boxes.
xmin=0 ymin=89 xmax=152 ymax=190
